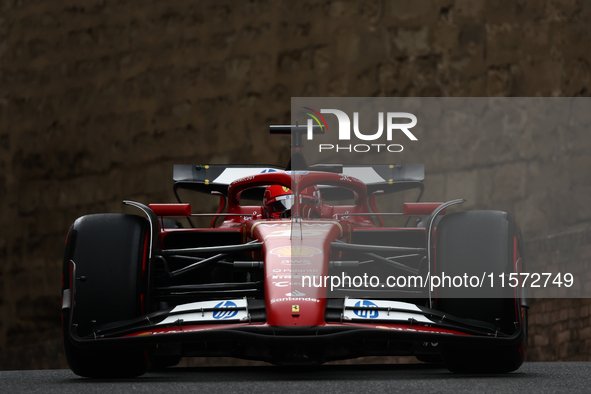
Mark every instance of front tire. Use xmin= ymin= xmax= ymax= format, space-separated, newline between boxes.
xmin=62 ymin=214 xmax=154 ymax=378
xmin=435 ymin=210 xmax=527 ymax=373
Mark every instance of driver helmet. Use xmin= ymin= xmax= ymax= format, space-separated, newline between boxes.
xmin=263 ymin=185 xmax=294 ymax=218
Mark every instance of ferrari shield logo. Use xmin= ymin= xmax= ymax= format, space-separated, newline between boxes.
xmin=292 ymin=305 xmax=300 ymax=313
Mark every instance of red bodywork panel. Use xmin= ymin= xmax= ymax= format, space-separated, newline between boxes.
xmin=248 ymin=220 xmax=346 ymax=327
xmin=149 ymin=203 xmax=192 ymax=217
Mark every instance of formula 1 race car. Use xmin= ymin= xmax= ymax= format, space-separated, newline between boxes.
xmin=61 ymin=126 xmax=527 ymax=377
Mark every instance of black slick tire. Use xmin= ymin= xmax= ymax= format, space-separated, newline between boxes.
xmin=61 ymin=214 xmax=154 ymax=378
xmin=434 ymin=210 xmax=527 ymax=373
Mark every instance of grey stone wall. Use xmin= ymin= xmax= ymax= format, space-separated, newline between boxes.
xmin=526 ymin=226 xmax=591 ymax=361
xmin=1 ymin=0 xmax=591 ymax=368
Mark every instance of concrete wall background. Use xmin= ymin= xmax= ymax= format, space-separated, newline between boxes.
xmin=1 ymin=0 xmax=591 ymax=368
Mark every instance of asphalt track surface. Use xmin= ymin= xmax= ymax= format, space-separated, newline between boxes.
xmin=1 ymin=362 xmax=590 ymax=393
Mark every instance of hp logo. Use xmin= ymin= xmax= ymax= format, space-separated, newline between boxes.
xmin=353 ymin=300 xmax=379 ymax=319
xmin=213 ymin=301 xmax=238 ymax=320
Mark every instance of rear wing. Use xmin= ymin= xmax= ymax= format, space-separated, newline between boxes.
xmin=173 ymin=163 xmax=424 ymax=197
xmin=173 ymin=164 xmax=285 ymax=195
xmin=311 ymin=163 xmax=424 ymax=195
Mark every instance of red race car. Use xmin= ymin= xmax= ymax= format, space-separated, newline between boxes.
xmin=61 ymin=126 xmax=527 ymax=377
